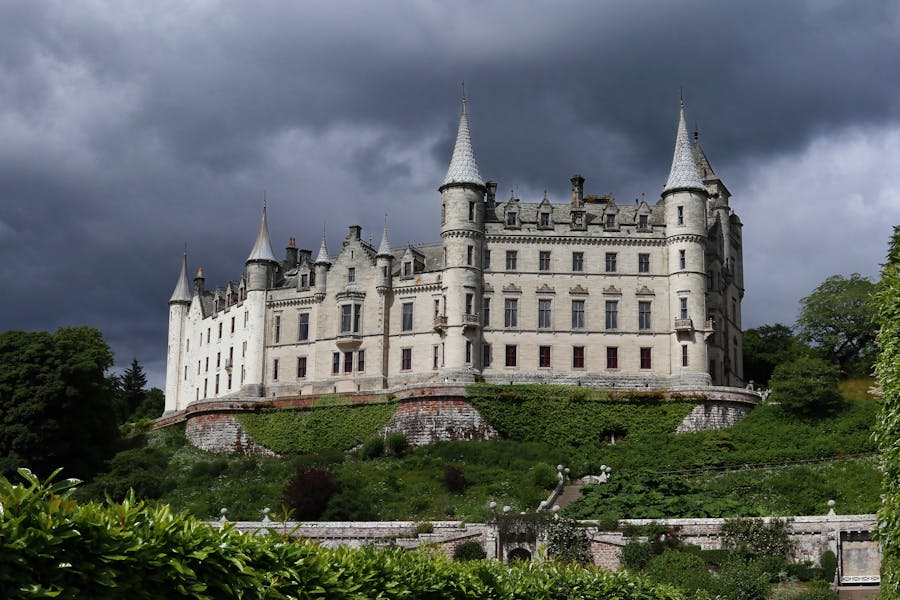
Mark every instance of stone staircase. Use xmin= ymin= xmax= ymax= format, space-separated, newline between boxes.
xmin=553 ymin=482 xmax=585 ymax=510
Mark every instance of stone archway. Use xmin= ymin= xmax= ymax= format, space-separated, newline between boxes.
xmin=507 ymin=547 xmax=532 ymax=562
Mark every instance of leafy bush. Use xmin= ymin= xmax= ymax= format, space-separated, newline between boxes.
xmin=546 ymin=518 xmax=592 ymax=564
xmin=442 ymin=466 xmax=466 ymax=492
xmin=711 ymin=559 xmax=772 ymax=600
xmin=415 ymin=521 xmax=434 ymax=534
xmin=453 ymin=540 xmax=487 ymax=561
xmin=282 ymin=467 xmax=337 ymax=520
xmin=770 ymin=356 xmax=843 ymax=417
xmin=359 ymin=436 xmax=385 ymax=460
xmin=644 ymin=550 xmax=712 ymax=594
xmin=819 ymin=550 xmax=837 ymax=583
xmin=385 ymin=431 xmax=409 ymax=456
xmin=621 ymin=539 xmax=653 ymax=572
xmin=529 ymin=462 xmax=559 ymax=489
xmin=721 ymin=517 xmax=795 ymax=558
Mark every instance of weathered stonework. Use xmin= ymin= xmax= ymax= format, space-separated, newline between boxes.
xmin=675 ymin=400 xmax=754 ymax=433
xmin=185 ymin=413 xmax=276 ymax=456
xmin=380 ymin=398 xmax=499 ymax=446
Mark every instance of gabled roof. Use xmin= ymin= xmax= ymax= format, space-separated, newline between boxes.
xmin=440 ymin=96 xmax=485 ymax=189
xmin=246 ymin=207 xmax=278 ymax=263
xmin=169 ymin=253 xmax=192 ymax=304
xmin=663 ymin=102 xmax=705 ymax=194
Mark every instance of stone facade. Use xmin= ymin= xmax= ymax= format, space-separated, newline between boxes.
xmin=184 ymin=413 xmax=276 ymax=456
xmin=164 ymin=98 xmax=745 ymax=415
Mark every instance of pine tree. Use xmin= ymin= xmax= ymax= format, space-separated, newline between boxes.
xmin=119 ymin=358 xmax=148 ymax=420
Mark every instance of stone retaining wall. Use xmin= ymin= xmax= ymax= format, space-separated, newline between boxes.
xmin=380 ymin=398 xmax=499 ymax=446
xmin=185 ymin=413 xmax=276 ymax=456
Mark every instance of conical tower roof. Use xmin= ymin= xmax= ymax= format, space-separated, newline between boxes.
xmin=246 ymin=206 xmax=278 ymax=263
xmin=169 ymin=253 xmax=192 ymax=304
xmin=663 ymin=101 xmax=705 ymax=194
xmin=315 ymin=230 xmax=331 ymax=264
xmin=377 ymin=222 xmax=392 ymax=257
xmin=441 ymin=95 xmax=484 ymax=189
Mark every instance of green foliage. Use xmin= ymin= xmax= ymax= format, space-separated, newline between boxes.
xmin=78 ymin=446 xmax=170 ymax=500
xmin=529 ymin=462 xmax=559 ymax=489
xmin=770 ymin=356 xmax=843 ymax=417
xmin=875 ymin=225 xmax=900 ymax=598
xmin=545 ymin=518 xmax=592 ymax=564
xmin=385 ymin=431 xmax=409 ymax=456
xmin=321 ymin=471 xmax=376 ymax=521
xmin=359 ymin=436 xmax=385 ymax=459
xmin=796 ymin=273 xmax=877 ymax=375
xmin=443 ymin=465 xmax=467 ymax=492
xmin=282 ymin=467 xmax=337 ymax=520
xmin=0 ymin=327 xmax=120 ymax=480
xmin=621 ymin=539 xmax=653 ymax=572
xmin=0 ymin=469 xmax=690 ymax=599
xmin=711 ymin=559 xmax=773 ymax=600
xmin=453 ymin=540 xmax=487 ymax=561
xmin=743 ymin=324 xmax=808 ymax=386
xmin=236 ymin=402 xmax=397 ymax=454
xmin=819 ymin=550 xmax=836 ymax=583
xmin=721 ymin=517 xmax=795 ymax=558
xmin=644 ymin=550 xmax=713 ymax=594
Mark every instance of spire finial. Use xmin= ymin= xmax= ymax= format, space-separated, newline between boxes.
xmin=440 ymin=86 xmax=484 ymax=189
xmin=679 ymin=87 xmax=684 ymax=107
xmin=378 ymin=214 xmax=392 ymax=256
xmin=169 ymin=251 xmax=192 ymax=304
xmin=461 ymin=80 xmax=466 ymax=103
xmin=315 ymin=223 xmax=331 ymax=264
xmin=246 ymin=202 xmax=278 ymax=263
xmin=663 ymin=98 xmax=705 ymax=194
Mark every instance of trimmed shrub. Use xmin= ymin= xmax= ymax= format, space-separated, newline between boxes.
xmin=385 ymin=431 xmax=409 ymax=457
xmin=621 ymin=539 xmax=653 ymax=572
xmin=819 ymin=550 xmax=837 ymax=583
xmin=359 ymin=436 xmax=385 ymax=460
xmin=453 ymin=540 xmax=487 ymax=561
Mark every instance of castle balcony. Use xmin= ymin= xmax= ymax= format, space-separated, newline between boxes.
xmin=462 ymin=313 xmax=481 ymax=329
xmin=433 ymin=315 xmax=448 ymax=332
xmin=674 ymin=318 xmax=693 ymax=332
xmin=336 ymin=332 xmax=362 ymax=350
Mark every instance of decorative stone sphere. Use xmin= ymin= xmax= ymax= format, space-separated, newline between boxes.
xmin=828 ymin=500 xmax=836 ymax=508
xmin=489 ymin=501 xmax=497 ymax=509
xmin=220 ymin=508 xmax=228 ymax=516
xmin=502 ymin=505 xmax=511 ymax=513
xmin=600 ymin=465 xmax=607 ymax=472
xmin=552 ymin=505 xmax=561 ymax=513
xmin=557 ymin=464 xmax=564 ymax=471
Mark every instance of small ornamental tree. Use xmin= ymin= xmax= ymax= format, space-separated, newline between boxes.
xmin=545 ymin=518 xmax=592 ymax=564
xmin=453 ymin=540 xmax=487 ymax=561
xmin=769 ymin=356 xmax=843 ymax=417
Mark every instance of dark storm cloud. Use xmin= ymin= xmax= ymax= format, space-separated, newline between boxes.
xmin=1 ymin=0 xmax=898 ymax=386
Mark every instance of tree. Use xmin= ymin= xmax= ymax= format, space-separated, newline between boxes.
xmin=875 ymin=226 xmax=900 ymax=598
xmin=796 ymin=273 xmax=877 ymax=375
xmin=742 ymin=324 xmax=807 ymax=386
xmin=545 ymin=518 xmax=592 ymax=564
xmin=282 ymin=467 xmax=337 ymax=520
xmin=118 ymin=358 xmax=148 ymax=418
xmin=0 ymin=327 xmax=120 ymax=479
xmin=769 ymin=356 xmax=843 ymax=418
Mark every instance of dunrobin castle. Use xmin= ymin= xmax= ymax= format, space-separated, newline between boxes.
xmin=164 ymin=98 xmax=745 ymax=414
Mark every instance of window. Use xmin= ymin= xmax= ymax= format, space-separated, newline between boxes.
xmin=244 ymin=311 xmax=248 ymax=327
xmin=571 ymin=300 xmax=585 ymax=329
xmin=348 ymin=267 xmax=356 ymax=284
xmin=640 ymin=347 xmax=652 ymax=369
xmin=216 ymin=352 xmax=221 ymax=368
xmin=505 ymin=345 xmax=517 ymax=367
xmin=538 ymin=299 xmax=552 ymax=328
xmin=340 ymin=305 xmax=352 ymax=333
xmin=297 ymin=356 xmax=307 ymax=378
xmin=215 ymin=374 xmax=219 ymax=394
xmin=433 ymin=346 xmax=440 ymax=370
xmin=242 ymin=341 xmax=246 ymax=358
xmin=732 ymin=298 xmax=737 ymax=321
xmin=381 ymin=266 xmax=387 ymax=278
xmin=203 ymin=379 xmax=207 ymax=398
xmin=353 ymin=304 xmax=361 ymax=333
xmin=506 ymin=212 xmax=517 ymax=226
xmin=299 ymin=313 xmax=309 ymax=340
xmin=273 ymin=359 xmax=279 ymax=381
xmin=539 ymin=250 xmax=550 ymax=271
xmin=332 ymin=352 xmax=340 ymax=374
xmin=231 ymin=317 xmax=235 ymax=334
xmin=187 ymin=339 xmax=190 ymax=352
xmin=638 ymin=301 xmax=651 ymax=330
xmin=468 ymin=201 xmax=475 ymax=221
xmin=605 ymin=213 xmax=616 ymax=228
xmin=606 ymin=347 xmax=618 ymax=369
xmin=680 ymin=297 xmax=688 ymax=320
xmin=572 ymin=252 xmax=584 ymax=272
xmin=482 ymin=298 xmax=491 ymax=326
xmin=401 ymin=348 xmax=412 ymax=370
xmin=605 ymin=300 xmax=618 ymax=330
xmin=227 ymin=372 xmax=232 ymax=390
xmin=539 ymin=212 xmax=550 ymax=227
xmin=681 ymin=344 xmax=689 ymax=367
xmin=274 ymin=315 xmax=281 ymax=343
xmin=207 ymin=328 xmax=210 ymax=343
xmin=605 ymin=252 xmax=617 ymax=272
xmin=205 ymin=357 xmax=209 ymax=372
xmin=483 ymin=250 xmax=491 ymax=270
xmin=184 ymin=366 xmax=187 ymax=380
xmin=402 ymin=302 xmax=414 ymax=331
xmin=403 ymin=261 xmax=412 ymax=276
xmin=218 ymin=322 xmax=222 ymax=339
xmin=465 ymin=293 xmax=473 ymax=315
xmin=467 ymin=245 xmax=473 ymax=266
xmin=638 ymin=253 xmax=650 ymax=273
xmin=300 ymin=273 xmax=308 ymax=288
xmin=573 ymin=346 xmax=585 ymax=369
xmin=504 ymin=298 xmax=518 ymax=328
xmin=706 ymin=270 xmax=714 ymax=290
xmin=677 ymin=205 xmax=684 ymax=225
xmin=197 ymin=360 xmax=201 ymax=375
xmin=483 ymin=344 xmax=492 ymax=367
xmin=539 ymin=346 xmax=551 ymax=368
xmin=639 ymin=214 xmax=649 ymax=229
xmin=505 ymin=250 xmax=517 ymax=270
xmin=679 ymin=249 xmax=686 ymax=270
xmin=344 ymin=351 xmax=353 ymax=373
xmin=465 ymin=341 xmax=472 ymax=364
xmin=357 ymin=350 xmax=365 ymax=372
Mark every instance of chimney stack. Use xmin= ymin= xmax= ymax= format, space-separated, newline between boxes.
xmin=193 ymin=267 xmax=205 ymax=296
xmin=571 ymin=174 xmax=585 ymax=207
xmin=284 ymin=237 xmax=299 ymax=270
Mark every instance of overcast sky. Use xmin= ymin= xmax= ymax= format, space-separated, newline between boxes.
xmin=2 ymin=0 xmax=899 ymax=387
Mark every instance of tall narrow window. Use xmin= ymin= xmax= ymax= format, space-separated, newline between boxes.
xmin=357 ymin=350 xmax=365 ymax=372
xmin=218 ymin=322 xmax=223 ymax=339
xmin=506 ymin=212 xmax=517 ymax=226
xmin=571 ymin=300 xmax=585 ymax=329
xmin=402 ymin=302 xmax=414 ymax=331
xmin=505 ymin=250 xmax=517 ymax=270
xmin=605 ymin=252 xmax=617 ymax=272
xmin=606 ymin=347 xmax=618 ymax=369
xmin=639 ymin=214 xmax=649 ymax=229
xmin=605 ymin=300 xmax=618 ymax=330
xmin=640 ymin=347 xmax=652 ymax=369
xmin=300 ymin=273 xmax=309 ymax=288
xmin=403 ymin=261 xmax=412 ymax=276
xmin=505 ymin=345 xmax=517 ymax=367
xmin=504 ymin=298 xmax=518 ymax=328
xmin=605 ymin=214 xmax=616 ymax=228
xmin=677 ymin=206 xmax=684 ymax=225
xmin=215 ymin=375 xmax=219 ymax=394
xmin=401 ymin=348 xmax=412 ymax=370
xmin=465 ymin=341 xmax=472 ymax=364
xmin=572 ymin=252 xmax=584 ymax=272
xmin=539 ymin=251 xmax=551 ymax=271
xmin=539 ymin=346 xmax=551 ymax=368
xmin=679 ymin=249 xmax=686 ymax=270
xmin=638 ymin=253 xmax=650 ymax=273
xmin=573 ymin=346 xmax=585 ymax=369
xmin=274 ymin=315 xmax=281 ymax=343
xmin=348 ymin=267 xmax=356 ymax=284
xmin=465 ymin=293 xmax=473 ymax=316
xmin=340 ymin=305 xmax=352 ymax=333
xmin=353 ymin=304 xmax=361 ymax=333
xmin=681 ymin=344 xmax=689 ymax=367
xmin=231 ymin=317 xmax=235 ymax=334
xmin=297 ymin=356 xmax=307 ymax=378
xmin=483 ymin=344 xmax=492 ymax=367
xmin=539 ymin=212 xmax=550 ymax=227
xmin=299 ymin=313 xmax=309 ymax=340
xmin=680 ymin=297 xmax=688 ymax=320
xmin=273 ymin=359 xmax=279 ymax=381
xmin=433 ymin=346 xmax=439 ymax=370
xmin=332 ymin=352 xmax=340 ymax=374
xmin=483 ymin=250 xmax=491 ymax=270
xmin=467 ymin=245 xmax=473 ymax=266
xmin=344 ymin=351 xmax=353 ymax=373
xmin=638 ymin=301 xmax=651 ymax=330
xmin=538 ymin=299 xmax=552 ymax=328
xmin=468 ymin=201 xmax=475 ymax=221
xmin=482 ymin=298 xmax=491 ymax=327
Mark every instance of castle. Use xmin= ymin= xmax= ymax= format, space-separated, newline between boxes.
xmin=164 ymin=98 xmax=744 ymax=414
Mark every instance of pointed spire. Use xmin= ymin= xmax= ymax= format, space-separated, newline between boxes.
xmin=169 ymin=252 xmax=192 ymax=304
xmin=440 ymin=87 xmax=485 ymax=189
xmin=246 ymin=206 xmax=278 ymax=263
xmin=315 ymin=227 xmax=331 ymax=264
xmin=663 ymin=100 xmax=705 ymax=194
xmin=377 ymin=216 xmax=392 ymax=257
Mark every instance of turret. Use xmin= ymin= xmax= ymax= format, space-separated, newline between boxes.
xmin=376 ymin=221 xmax=393 ymax=292
xmin=165 ymin=253 xmax=192 ymax=414
xmin=314 ymin=230 xmax=331 ymax=301
xmin=439 ymin=91 xmax=486 ymax=379
xmin=283 ymin=237 xmax=299 ymax=271
xmin=246 ymin=206 xmax=278 ymax=291
xmin=662 ymin=100 xmax=710 ymax=385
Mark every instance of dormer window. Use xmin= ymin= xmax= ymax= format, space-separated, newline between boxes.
xmin=605 ymin=214 xmax=616 ymax=229
xmin=348 ymin=267 xmax=356 ymax=284
xmin=403 ymin=261 xmax=413 ymax=277
xmin=506 ymin=212 xmax=517 ymax=226
xmin=639 ymin=214 xmax=649 ymax=230
xmin=300 ymin=273 xmax=309 ymax=288
xmin=539 ymin=212 xmax=550 ymax=227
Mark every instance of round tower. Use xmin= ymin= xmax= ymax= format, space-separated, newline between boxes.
xmin=439 ymin=93 xmax=486 ymax=379
xmin=314 ymin=230 xmax=331 ymax=302
xmin=165 ymin=253 xmax=192 ymax=414
xmin=243 ymin=207 xmax=278 ymax=396
xmin=662 ymin=101 xmax=711 ymax=386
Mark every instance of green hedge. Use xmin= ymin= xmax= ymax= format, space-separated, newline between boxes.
xmin=236 ymin=402 xmax=397 ymax=454
xmin=1 ymin=469 xmax=689 ymax=599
